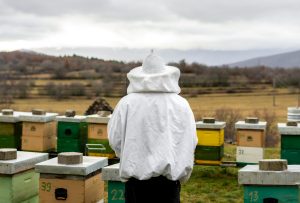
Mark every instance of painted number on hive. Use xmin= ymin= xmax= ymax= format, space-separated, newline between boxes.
xmin=248 ymin=191 xmax=259 ymax=202
xmin=41 ymin=182 xmax=51 ymax=192
xmin=238 ymin=149 xmax=244 ymax=155
xmin=111 ymin=189 xmax=125 ymax=201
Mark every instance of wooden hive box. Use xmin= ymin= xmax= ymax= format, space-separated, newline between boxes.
xmin=0 ymin=111 xmax=25 ymax=149
xmin=196 ymin=121 xmax=226 ymax=147
xmin=102 ymin=163 xmax=125 ymax=203
xmin=35 ymin=155 xmax=108 ymax=203
xmin=86 ymin=114 xmax=111 ymax=140
xmin=0 ymin=151 xmax=48 ymax=203
xmin=19 ymin=112 xmax=58 ymax=152
xmin=278 ymin=123 xmax=300 ymax=165
xmin=235 ymin=121 xmax=267 ymax=148
xmin=239 ymin=162 xmax=300 ymax=203
xmin=56 ymin=116 xmax=87 ymax=153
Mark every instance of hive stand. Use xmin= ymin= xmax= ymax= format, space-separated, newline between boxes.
xmin=278 ymin=122 xmax=300 ymax=164
xmin=239 ymin=159 xmax=300 ymax=203
xmin=195 ymin=118 xmax=226 ymax=165
xmin=19 ymin=110 xmax=58 ymax=152
xmin=56 ymin=111 xmax=87 ymax=153
xmin=0 ymin=149 xmax=48 ymax=203
xmin=102 ymin=163 xmax=125 ymax=203
xmin=235 ymin=118 xmax=267 ymax=167
xmin=86 ymin=111 xmax=116 ymax=159
xmin=0 ymin=110 xmax=29 ymax=149
xmin=35 ymin=153 xmax=108 ymax=203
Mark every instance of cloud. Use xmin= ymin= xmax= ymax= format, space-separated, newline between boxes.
xmin=1 ymin=0 xmax=300 ymax=51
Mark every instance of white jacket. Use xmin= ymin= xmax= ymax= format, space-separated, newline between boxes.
xmin=108 ymin=53 xmax=197 ymax=183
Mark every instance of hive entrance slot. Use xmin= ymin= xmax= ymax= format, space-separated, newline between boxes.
xmin=65 ymin=129 xmax=72 ymax=136
xmin=55 ymin=188 xmax=68 ymax=200
xmin=263 ymin=198 xmax=278 ymax=203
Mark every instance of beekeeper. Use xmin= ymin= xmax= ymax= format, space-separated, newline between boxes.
xmin=108 ymin=51 xmax=197 ymax=203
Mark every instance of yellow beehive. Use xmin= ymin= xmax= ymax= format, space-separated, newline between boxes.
xmin=196 ymin=119 xmax=226 ymax=147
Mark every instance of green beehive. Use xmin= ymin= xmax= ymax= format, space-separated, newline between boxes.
xmin=56 ymin=114 xmax=87 ymax=153
xmin=102 ymin=163 xmax=125 ymax=203
xmin=195 ymin=145 xmax=224 ymax=161
xmin=0 ymin=150 xmax=48 ymax=203
xmin=278 ymin=123 xmax=300 ymax=164
xmin=0 ymin=110 xmax=24 ymax=149
xmin=239 ymin=159 xmax=300 ymax=203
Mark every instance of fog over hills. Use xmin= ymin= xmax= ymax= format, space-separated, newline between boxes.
xmin=34 ymin=47 xmax=288 ymax=66
xmin=230 ymin=50 xmax=300 ymax=68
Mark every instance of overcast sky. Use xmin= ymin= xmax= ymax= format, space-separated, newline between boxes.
xmin=1 ymin=0 xmax=300 ymax=53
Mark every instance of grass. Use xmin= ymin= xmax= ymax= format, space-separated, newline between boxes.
xmin=180 ymin=144 xmax=279 ymax=203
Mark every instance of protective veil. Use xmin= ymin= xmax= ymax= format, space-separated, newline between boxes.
xmin=108 ymin=53 xmax=198 ymax=183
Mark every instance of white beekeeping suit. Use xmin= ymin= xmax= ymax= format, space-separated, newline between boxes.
xmin=108 ymin=52 xmax=197 ymax=183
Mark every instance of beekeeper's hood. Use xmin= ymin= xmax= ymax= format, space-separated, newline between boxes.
xmin=127 ymin=52 xmax=181 ymax=94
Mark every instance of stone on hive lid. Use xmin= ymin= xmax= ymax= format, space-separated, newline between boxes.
xmin=65 ymin=110 xmax=76 ymax=117
xmin=35 ymin=156 xmax=108 ymax=176
xmin=287 ymin=121 xmax=298 ymax=127
xmin=2 ymin=109 xmax=13 ymax=115
xmin=259 ymin=159 xmax=287 ymax=171
xmin=0 ymin=148 xmax=17 ymax=160
xmin=32 ymin=109 xmax=46 ymax=115
xmin=245 ymin=117 xmax=259 ymax=124
xmin=0 ymin=151 xmax=48 ymax=174
xmin=58 ymin=152 xmax=83 ymax=165
xmin=202 ymin=117 xmax=215 ymax=124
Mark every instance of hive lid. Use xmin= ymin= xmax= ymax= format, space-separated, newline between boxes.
xmin=0 ymin=151 xmax=48 ymax=174
xmin=86 ymin=114 xmax=111 ymax=124
xmin=0 ymin=111 xmax=31 ymax=123
xmin=35 ymin=156 xmax=108 ymax=176
xmin=19 ymin=112 xmax=58 ymax=123
xmin=238 ymin=165 xmax=300 ymax=185
xmin=56 ymin=115 xmax=86 ymax=123
xmin=196 ymin=121 xmax=226 ymax=129
xmin=102 ymin=163 xmax=121 ymax=181
xmin=278 ymin=123 xmax=300 ymax=135
xmin=235 ymin=121 xmax=267 ymax=130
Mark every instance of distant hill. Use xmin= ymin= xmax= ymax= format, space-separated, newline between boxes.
xmin=230 ymin=50 xmax=300 ymax=68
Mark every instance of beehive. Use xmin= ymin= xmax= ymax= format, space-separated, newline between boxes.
xmin=86 ymin=112 xmax=115 ymax=158
xmin=56 ymin=114 xmax=87 ymax=153
xmin=195 ymin=119 xmax=226 ymax=165
xmin=235 ymin=119 xmax=266 ymax=166
xmin=0 ymin=110 xmax=25 ymax=149
xmin=19 ymin=110 xmax=58 ymax=152
xmin=239 ymin=159 xmax=300 ymax=203
xmin=278 ymin=122 xmax=300 ymax=164
xmin=35 ymin=153 xmax=108 ymax=203
xmin=102 ymin=163 xmax=125 ymax=203
xmin=0 ymin=150 xmax=48 ymax=203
